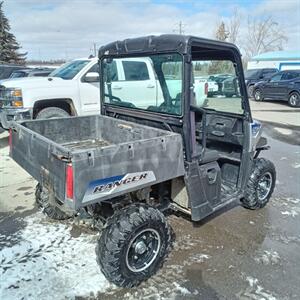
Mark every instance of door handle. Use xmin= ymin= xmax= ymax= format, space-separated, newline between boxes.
xmin=147 ymin=84 xmax=155 ymax=88
xmin=211 ymin=130 xmax=225 ymax=137
xmin=112 ymin=86 xmax=122 ymax=90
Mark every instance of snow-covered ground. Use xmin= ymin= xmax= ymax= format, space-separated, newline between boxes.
xmin=0 ymin=212 xmax=112 ymax=300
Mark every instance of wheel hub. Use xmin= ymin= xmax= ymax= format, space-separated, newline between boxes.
xmin=126 ymin=228 xmax=161 ymax=273
xmin=134 ymin=240 xmax=147 ymax=255
xmin=257 ymin=172 xmax=272 ymax=201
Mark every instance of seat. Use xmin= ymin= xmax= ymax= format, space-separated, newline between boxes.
xmin=200 ymin=149 xmax=219 ymax=164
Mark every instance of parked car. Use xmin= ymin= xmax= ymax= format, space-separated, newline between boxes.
xmin=222 ymin=76 xmax=240 ymax=97
xmin=195 ymin=76 xmax=218 ymax=96
xmin=245 ymin=68 xmax=278 ymax=97
xmin=253 ymin=70 xmax=300 ymax=107
xmin=9 ymin=68 xmax=54 ymax=78
xmin=0 ymin=64 xmax=27 ymax=80
xmin=0 ymin=57 xmax=207 ymax=129
xmin=208 ymin=74 xmax=233 ymax=95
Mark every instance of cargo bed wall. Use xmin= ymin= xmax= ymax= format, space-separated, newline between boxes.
xmin=22 ymin=115 xmax=167 ymax=147
xmin=10 ymin=127 xmax=68 ymax=203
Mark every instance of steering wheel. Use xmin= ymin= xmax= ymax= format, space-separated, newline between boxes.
xmin=158 ymin=93 xmax=181 ymax=114
xmin=104 ymin=93 xmax=122 ymax=102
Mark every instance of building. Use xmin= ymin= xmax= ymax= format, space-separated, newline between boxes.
xmin=247 ymin=51 xmax=300 ymax=71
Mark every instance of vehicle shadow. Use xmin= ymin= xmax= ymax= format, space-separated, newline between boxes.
xmin=0 ymin=134 xmax=8 ymax=149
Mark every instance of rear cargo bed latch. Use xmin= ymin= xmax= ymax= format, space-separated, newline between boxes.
xmin=87 ymin=151 xmax=95 ymax=166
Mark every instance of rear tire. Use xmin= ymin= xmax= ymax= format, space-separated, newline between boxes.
xmin=253 ymin=88 xmax=264 ymax=101
xmin=35 ymin=107 xmax=70 ymax=119
xmin=35 ymin=183 xmax=72 ymax=220
xmin=96 ymin=204 xmax=171 ymax=287
xmin=288 ymin=91 xmax=300 ymax=107
xmin=241 ymin=158 xmax=276 ymax=210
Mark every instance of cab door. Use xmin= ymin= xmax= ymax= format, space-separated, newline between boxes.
xmin=264 ymin=72 xmax=283 ymax=98
xmin=274 ymin=72 xmax=291 ymax=99
xmin=78 ymin=63 xmax=100 ymax=115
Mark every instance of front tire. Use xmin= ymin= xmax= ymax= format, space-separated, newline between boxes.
xmin=253 ymin=88 xmax=264 ymax=101
xmin=96 ymin=204 xmax=171 ymax=287
xmin=241 ymin=158 xmax=276 ymax=209
xmin=247 ymin=85 xmax=254 ymax=98
xmin=35 ymin=107 xmax=70 ymax=119
xmin=288 ymin=92 xmax=300 ymax=107
xmin=35 ymin=184 xmax=72 ymax=220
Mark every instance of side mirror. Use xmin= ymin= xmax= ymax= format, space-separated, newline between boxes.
xmin=84 ymin=72 xmax=99 ymax=82
xmin=259 ymin=75 xmax=264 ymax=79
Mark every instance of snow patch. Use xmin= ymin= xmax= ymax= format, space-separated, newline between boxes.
xmin=0 ymin=212 xmax=112 ymax=300
xmin=281 ymin=210 xmax=299 ymax=217
xmin=173 ymin=282 xmax=191 ymax=296
xmin=237 ymin=276 xmax=277 ymax=300
xmin=254 ymin=250 xmax=281 ymax=265
xmin=292 ymin=163 xmax=300 ymax=169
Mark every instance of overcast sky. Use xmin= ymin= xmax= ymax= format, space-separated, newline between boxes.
xmin=4 ymin=0 xmax=300 ymax=60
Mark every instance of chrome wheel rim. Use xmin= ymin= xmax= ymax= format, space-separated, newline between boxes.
xmin=125 ymin=228 xmax=161 ymax=272
xmin=290 ymin=94 xmax=298 ymax=106
xmin=255 ymin=90 xmax=261 ymax=101
xmin=257 ymin=172 xmax=273 ymax=201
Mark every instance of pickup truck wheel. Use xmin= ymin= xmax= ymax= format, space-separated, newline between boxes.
xmin=35 ymin=183 xmax=72 ymax=220
xmin=241 ymin=158 xmax=276 ymax=210
xmin=288 ymin=92 xmax=300 ymax=107
xmin=96 ymin=204 xmax=171 ymax=287
xmin=35 ymin=107 xmax=70 ymax=119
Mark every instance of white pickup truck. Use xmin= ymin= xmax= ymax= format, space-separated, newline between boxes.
xmin=0 ymin=57 xmax=207 ymax=129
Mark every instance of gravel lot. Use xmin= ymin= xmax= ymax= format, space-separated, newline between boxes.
xmin=0 ymin=100 xmax=299 ymax=299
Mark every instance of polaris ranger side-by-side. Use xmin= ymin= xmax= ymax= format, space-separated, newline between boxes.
xmin=10 ymin=35 xmax=276 ymax=287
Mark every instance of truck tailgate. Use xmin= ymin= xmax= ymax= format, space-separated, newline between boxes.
xmin=10 ymin=124 xmax=70 ymax=205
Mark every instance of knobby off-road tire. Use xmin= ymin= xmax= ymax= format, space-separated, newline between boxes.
xmin=35 ymin=183 xmax=72 ymax=220
xmin=96 ymin=204 xmax=172 ymax=287
xmin=35 ymin=107 xmax=70 ymax=119
xmin=241 ymin=158 xmax=276 ymax=210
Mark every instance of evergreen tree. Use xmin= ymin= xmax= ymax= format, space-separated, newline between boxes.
xmin=0 ymin=1 xmax=26 ymax=64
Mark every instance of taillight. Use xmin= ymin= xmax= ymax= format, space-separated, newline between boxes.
xmin=8 ymin=128 xmax=12 ymax=155
xmin=66 ymin=163 xmax=73 ymax=200
xmin=205 ymin=82 xmax=208 ymax=95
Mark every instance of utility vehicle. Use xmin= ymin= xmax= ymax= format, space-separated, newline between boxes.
xmin=9 ymin=35 xmax=276 ymax=287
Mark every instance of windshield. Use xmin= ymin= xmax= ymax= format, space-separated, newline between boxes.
xmin=10 ymin=71 xmax=27 ymax=78
xmin=245 ymin=69 xmax=260 ymax=78
xmin=49 ymin=60 xmax=90 ymax=80
xmin=102 ymin=53 xmax=183 ymax=116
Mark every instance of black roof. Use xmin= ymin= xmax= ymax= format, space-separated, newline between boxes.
xmin=99 ymin=34 xmax=240 ymax=57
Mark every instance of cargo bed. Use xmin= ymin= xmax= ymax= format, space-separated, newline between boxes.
xmin=10 ymin=115 xmax=185 ymax=210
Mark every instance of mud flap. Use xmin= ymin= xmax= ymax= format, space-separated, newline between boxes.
xmin=184 ymin=160 xmax=221 ymax=221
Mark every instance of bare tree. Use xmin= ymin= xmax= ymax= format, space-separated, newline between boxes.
xmin=227 ymin=9 xmax=241 ymax=44
xmin=244 ymin=16 xmax=288 ymax=60
xmin=215 ymin=21 xmax=229 ymax=41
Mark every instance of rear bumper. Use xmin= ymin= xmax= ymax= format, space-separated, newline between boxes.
xmin=0 ymin=108 xmax=32 ymax=129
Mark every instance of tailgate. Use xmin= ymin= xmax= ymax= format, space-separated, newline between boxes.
xmin=10 ymin=123 xmax=71 ymax=205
